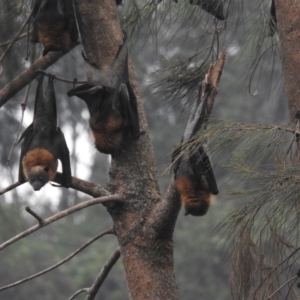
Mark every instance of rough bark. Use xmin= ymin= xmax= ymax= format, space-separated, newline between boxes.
xmin=73 ymin=1 xmax=181 ymax=299
xmin=275 ymin=0 xmax=300 ymax=120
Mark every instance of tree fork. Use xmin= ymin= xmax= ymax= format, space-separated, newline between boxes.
xmin=73 ymin=1 xmax=180 ymax=299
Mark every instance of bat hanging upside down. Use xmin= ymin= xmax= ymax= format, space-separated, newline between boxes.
xmin=67 ymin=37 xmax=141 ymax=155
xmin=173 ymin=85 xmax=218 ymax=216
xmin=18 ymin=75 xmax=71 ymax=191
xmin=31 ymin=0 xmax=78 ymax=56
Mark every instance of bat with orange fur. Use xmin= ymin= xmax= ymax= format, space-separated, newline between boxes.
xmin=18 ymin=75 xmax=71 ymax=191
xmin=31 ymin=0 xmax=78 ymax=56
xmin=173 ymin=84 xmax=218 ymax=216
xmin=67 ymin=37 xmax=140 ymax=155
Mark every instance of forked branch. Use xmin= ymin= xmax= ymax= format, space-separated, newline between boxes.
xmin=0 ymin=228 xmax=114 ymax=292
xmin=68 ymin=248 xmax=121 ymax=300
xmin=0 ymin=194 xmax=124 ymax=252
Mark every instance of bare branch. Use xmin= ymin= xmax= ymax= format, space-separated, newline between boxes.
xmin=0 ymin=194 xmax=124 ymax=252
xmin=85 ymin=247 xmax=121 ymax=300
xmin=6 ymin=77 xmax=31 ymax=166
xmin=54 ymin=173 xmax=110 ymax=197
xmin=68 ymin=288 xmax=89 ymax=300
xmin=0 ymin=228 xmax=114 ymax=292
xmin=36 ymin=69 xmax=86 ymax=84
xmin=0 ymin=32 xmax=31 ymax=48
xmin=267 ymin=275 xmax=298 ymax=299
xmin=25 ymin=206 xmax=44 ymax=225
xmin=0 ymin=9 xmax=34 ymax=66
xmin=0 ymin=182 xmax=24 ymax=196
xmin=0 ymin=42 xmax=78 ymax=108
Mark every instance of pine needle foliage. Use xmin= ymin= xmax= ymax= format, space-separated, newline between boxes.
xmin=181 ymin=119 xmax=300 ymax=300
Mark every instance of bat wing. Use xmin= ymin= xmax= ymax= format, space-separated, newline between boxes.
xmin=33 ymin=0 xmax=48 ymax=20
xmin=191 ymin=146 xmax=219 ymax=195
xmin=18 ymin=124 xmax=34 ymax=183
xmin=119 ymin=83 xmax=140 ymax=138
xmin=68 ymin=84 xmax=114 ymax=117
xmin=54 ymin=128 xmax=71 ymax=187
xmin=189 ymin=0 xmax=225 ymax=20
xmin=63 ymin=0 xmax=78 ymax=41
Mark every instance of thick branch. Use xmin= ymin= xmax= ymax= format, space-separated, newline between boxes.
xmin=0 ymin=174 xmax=109 ymax=197
xmin=0 ymin=228 xmax=114 ymax=292
xmin=54 ymin=173 xmax=110 ymax=197
xmin=85 ymin=248 xmax=121 ymax=300
xmin=0 ymin=195 xmax=123 ymax=252
xmin=0 ymin=43 xmax=77 ymax=108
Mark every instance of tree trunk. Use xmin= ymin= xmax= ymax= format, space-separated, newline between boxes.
xmin=275 ymin=0 xmax=300 ymax=120
xmin=74 ymin=1 xmax=181 ymax=299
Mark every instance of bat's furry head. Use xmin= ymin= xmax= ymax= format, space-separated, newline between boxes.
xmin=22 ymin=148 xmax=58 ymax=191
xmin=26 ymin=166 xmax=50 ymax=191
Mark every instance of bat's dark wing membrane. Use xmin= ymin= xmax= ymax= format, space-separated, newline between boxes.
xmin=18 ymin=124 xmax=34 ymax=183
xmin=191 ymin=146 xmax=219 ymax=195
xmin=67 ymin=84 xmax=115 ymax=119
xmin=54 ymin=128 xmax=71 ymax=187
xmin=33 ymin=0 xmax=48 ymax=20
xmin=118 ymin=83 xmax=140 ymax=138
xmin=63 ymin=0 xmax=78 ymax=41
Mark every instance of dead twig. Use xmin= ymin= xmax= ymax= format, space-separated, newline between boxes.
xmin=85 ymin=247 xmax=121 ymax=300
xmin=0 ymin=228 xmax=114 ymax=292
xmin=36 ymin=69 xmax=86 ymax=84
xmin=0 ymin=194 xmax=124 ymax=252
xmin=0 ymin=42 xmax=78 ymax=108
xmin=0 ymin=182 xmax=23 ymax=196
xmin=0 ymin=9 xmax=34 ymax=66
xmin=25 ymin=206 xmax=44 ymax=225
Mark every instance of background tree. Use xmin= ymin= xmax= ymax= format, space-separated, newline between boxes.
xmin=0 ymin=0 xmax=298 ymax=299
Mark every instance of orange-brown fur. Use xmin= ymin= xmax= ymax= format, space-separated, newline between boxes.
xmin=37 ymin=21 xmax=72 ymax=52
xmin=22 ymin=148 xmax=58 ymax=181
xmin=90 ymin=115 xmax=125 ymax=154
xmin=176 ymin=174 xmax=212 ymax=216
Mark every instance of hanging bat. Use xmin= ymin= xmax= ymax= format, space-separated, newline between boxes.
xmin=269 ymin=0 xmax=277 ymax=37
xmin=189 ymin=0 xmax=225 ymax=20
xmin=173 ymin=84 xmax=218 ymax=216
xmin=67 ymin=39 xmax=140 ymax=155
xmin=18 ymin=75 xmax=71 ymax=191
xmin=116 ymin=0 xmax=123 ymax=5
xmin=31 ymin=0 xmax=78 ymax=56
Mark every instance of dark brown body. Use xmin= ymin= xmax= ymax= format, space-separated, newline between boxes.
xmin=32 ymin=0 xmax=78 ymax=56
xmin=89 ymin=113 xmax=125 ymax=155
xmin=67 ymin=40 xmax=140 ymax=155
xmin=175 ymin=174 xmax=212 ymax=216
xmin=19 ymin=76 xmax=71 ymax=191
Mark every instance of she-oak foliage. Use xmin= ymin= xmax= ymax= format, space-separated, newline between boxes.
xmin=0 ymin=0 xmax=299 ymax=299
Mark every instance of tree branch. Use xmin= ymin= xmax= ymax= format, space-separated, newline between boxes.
xmin=0 ymin=194 xmax=124 ymax=252
xmin=0 ymin=228 xmax=114 ymax=292
xmin=0 ymin=174 xmax=110 ymax=197
xmin=0 ymin=32 xmax=31 ymax=48
xmin=0 ymin=9 xmax=33 ymax=66
xmin=85 ymin=247 xmax=121 ymax=300
xmin=0 ymin=182 xmax=23 ymax=196
xmin=0 ymin=43 xmax=78 ymax=108
xmin=68 ymin=288 xmax=89 ymax=300
xmin=25 ymin=206 xmax=44 ymax=225
xmin=54 ymin=173 xmax=110 ymax=197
